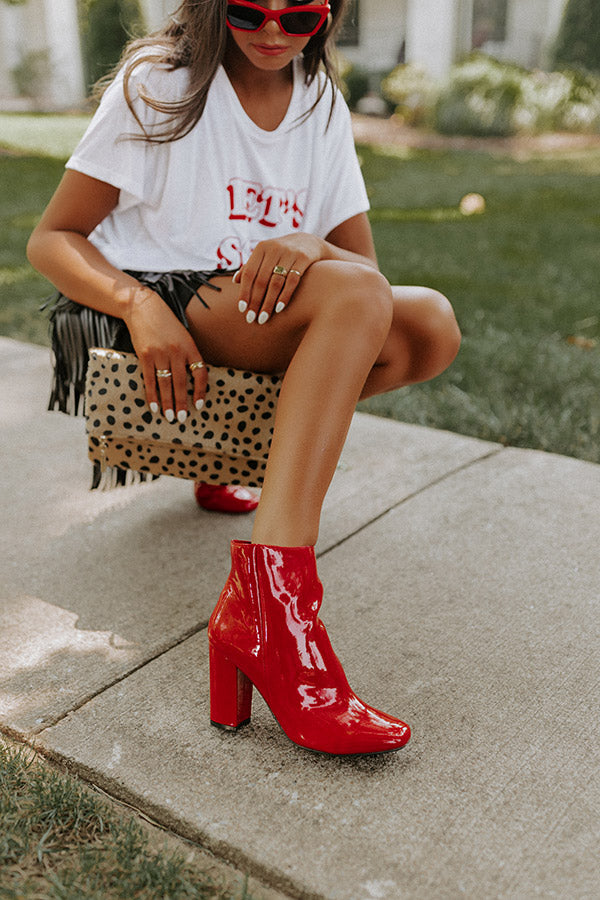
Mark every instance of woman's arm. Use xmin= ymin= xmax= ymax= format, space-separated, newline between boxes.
xmin=322 ymin=212 xmax=379 ymax=268
xmin=27 ymin=170 xmax=207 ymax=418
xmin=28 ymin=170 xmax=154 ymax=318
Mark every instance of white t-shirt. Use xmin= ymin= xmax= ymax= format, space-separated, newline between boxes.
xmin=67 ymin=57 xmax=370 ymax=272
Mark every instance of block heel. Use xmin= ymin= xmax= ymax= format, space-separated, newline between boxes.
xmin=209 ymin=643 xmax=253 ymax=730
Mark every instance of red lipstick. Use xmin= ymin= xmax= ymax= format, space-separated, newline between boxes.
xmin=252 ymin=43 xmax=290 ymax=56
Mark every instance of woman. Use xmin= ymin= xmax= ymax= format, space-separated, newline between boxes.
xmin=28 ymin=0 xmax=461 ymax=754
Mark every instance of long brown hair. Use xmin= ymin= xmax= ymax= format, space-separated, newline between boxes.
xmin=99 ymin=0 xmax=350 ymax=143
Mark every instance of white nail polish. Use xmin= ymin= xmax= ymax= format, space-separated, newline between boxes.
xmin=165 ymin=409 xmax=175 ymax=422
xmin=177 ymin=410 xmax=187 ymax=424
xmin=195 ymin=398 xmax=204 ymax=411
xmin=275 ymin=301 xmax=285 ymax=314
xmin=150 ymin=401 xmax=159 ymax=414
xmin=238 ymin=299 xmax=247 ymax=313
xmin=258 ymin=311 xmax=269 ymax=325
xmin=246 ymin=310 xmax=256 ymax=324
xmin=233 ymin=269 xmax=242 ymax=284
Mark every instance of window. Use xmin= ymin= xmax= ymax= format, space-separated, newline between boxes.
xmin=337 ymin=0 xmax=360 ymax=47
xmin=472 ymin=0 xmax=508 ymax=48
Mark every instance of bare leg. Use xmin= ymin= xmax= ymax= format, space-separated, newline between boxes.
xmin=361 ymin=286 xmax=461 ymax=398
xmin=198 ymin=270 xmax=458 ymax=753
xmin=188 ymin=269 xmax=460 ymax=546
xmin=188 ymin=261 xmax=393 ymax=546
xmin=252 ymin=271 xmax=395 ymax=546
xmin=199 ymin=266 xmax=426 ymax=753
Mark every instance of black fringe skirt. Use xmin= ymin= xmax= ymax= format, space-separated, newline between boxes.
xmin=44 ymin=269 xmax=228 ymax=417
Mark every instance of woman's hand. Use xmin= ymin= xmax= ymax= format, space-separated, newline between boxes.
xmin=26 ymin=170 xmax=207 ymax=423
xmin=124 ymin=288 xmax=208 ymax=422
xmin=234 ymin=233 xmax=326 ymax=325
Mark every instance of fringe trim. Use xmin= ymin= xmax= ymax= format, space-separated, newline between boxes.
xmin=44 ymin=294 xmax=129 ymax=416
xmin=91 ymin=460 xmax=159 ymax=491
xmin=42 ymin=268 xmax=228 ymax=489
xmin=42 ymin=269 xmax=224 ymax=417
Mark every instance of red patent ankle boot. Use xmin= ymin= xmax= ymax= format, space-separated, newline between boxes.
xmin=194 ymin=482 xmax=259 ymax=513
xmin=208 ymin=541 xmax=411 ymax=755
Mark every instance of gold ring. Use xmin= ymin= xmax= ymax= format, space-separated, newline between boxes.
xmin=156 ymin=369 xmax=172 ymax=378
xmin=189 ymin=360 xmax=205 ymax=372
xmin=272 ymin=265 xmax=288 ymax=277
xmin=289 ymin=269 xmax=302 ymax=278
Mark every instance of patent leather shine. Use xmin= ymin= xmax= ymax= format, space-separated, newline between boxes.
xmin=208 ymin=541 xmax=411 ymax=754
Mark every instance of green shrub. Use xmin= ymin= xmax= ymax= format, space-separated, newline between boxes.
xmin=10 ymin=49 xmax=50 ymax=99
xmin=553 ymin=0 xmax=600 ymax=73
xmin=516 ymin=67 xmax=600 ymax=133
xmin=339 ymin=62 xmax=371 ymax=110
xmin=434 ymin=54 xmax=524 ymax=137
xmin=78 ymin=0 xmax=144 ymax=91
xmin=381 ymin=64 xmax=437 ymax=126
xmin=383 ymin=53 xmax=600 ymax=136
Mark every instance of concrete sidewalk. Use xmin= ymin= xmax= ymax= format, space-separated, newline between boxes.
xmin=1 ymin=335 xmax=599 ymax=899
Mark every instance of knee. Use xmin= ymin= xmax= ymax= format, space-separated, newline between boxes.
xmin=327 ymin=265 xmax=394 ymax=344
xmin=422 ymin=290 xmax=461 ymax=377
xmin=390 ymin=287 xmax=461 ymax=386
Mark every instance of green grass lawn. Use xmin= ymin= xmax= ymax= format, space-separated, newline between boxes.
xmin=359 ymin=143 xmax=600 ymax=462
xmin=1 ymin=113 xmax=599 ymax=462
xmin=0 ymin=738 xmax=227 ymax=899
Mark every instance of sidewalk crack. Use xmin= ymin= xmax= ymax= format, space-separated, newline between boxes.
xmin=317 ymin=446 xmax=503 ymax=558
xmin=30 ymin=619 xmax=210 ymax=735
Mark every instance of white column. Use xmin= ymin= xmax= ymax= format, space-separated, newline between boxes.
xmin=504 ymin=0 xmax=568 ymax=69
xmin=545 ymin=0 xmax=569 ymax=38
xmin=541 ymin=0 xmax=569 ymax=66
xmin=361 ymin=0 xmax=408 ymax=70
xmin=140 ymin=0 xmax=172 ymax=31
xmin=0 ymin=4 xmax=24 ymax=101
xmin=42 ymin=0 xmax=86 ymax=107
xmin=455 ymin=0 xmax=473 ymax=59
xmin=405 ymin=0 xmax=459 ymax=80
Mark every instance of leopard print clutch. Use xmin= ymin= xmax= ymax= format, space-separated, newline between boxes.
xmin=85 ymin=348 xmax=281 ymax=488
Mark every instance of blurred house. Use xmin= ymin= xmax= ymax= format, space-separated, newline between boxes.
xmin=0 ymin=0 xmax=168 ymax=109
xmin=341 ymin=0 xmax=570 ymax=80
xmin=0 ymin=0 xmax=571 ymax=110
xmin=0 ymin=0 xmax=85 ymax=109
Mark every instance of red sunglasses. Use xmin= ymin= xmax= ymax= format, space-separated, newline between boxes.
xmin=226 ymin=1 xmax=330 ymax=38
